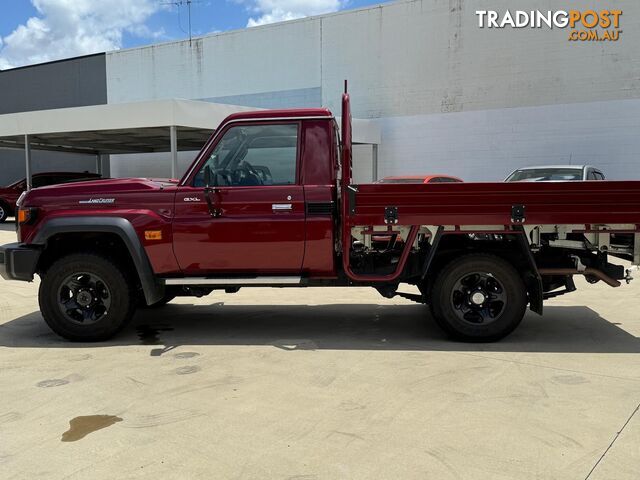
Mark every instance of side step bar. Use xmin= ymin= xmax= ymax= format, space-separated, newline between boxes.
xmin=163 ymin=276 xmax=302 ymax=286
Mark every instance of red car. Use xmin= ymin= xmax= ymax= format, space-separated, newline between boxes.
xmin=377 ymin=174 xmax=463 ymax=184
xmin=0 ymin=172 xmax=102 ymax=222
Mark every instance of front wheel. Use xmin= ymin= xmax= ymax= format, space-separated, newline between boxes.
xmin=39 ymin=253 xmax=136 ymax=341
xmin=430 ymin=254 xmax=527 ymax=342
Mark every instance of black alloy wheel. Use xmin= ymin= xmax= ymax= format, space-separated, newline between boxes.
xmin=430 ymin=254 xmax=527 ymax=342
xmin=450 ymin=272 xmax=507 ymax=325
xmin=39 ymin=253 xmax=135 ymax=341
xmin=57 ymin=272 xmax=112 ymax=325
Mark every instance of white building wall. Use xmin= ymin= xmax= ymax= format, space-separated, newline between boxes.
xmin=320 ymin=0 xmax=640 ymax=118
xmin=352 ymin=144 xmax=375 ymax=183
xmin=106 ymin=19 xmax=322 ymax=107
xmin=105 ymin=0 xmax=640 ymax=181
xmin=378 ymin=99 xmax=640 ymax=181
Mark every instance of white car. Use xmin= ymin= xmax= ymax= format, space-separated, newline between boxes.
xmin=505 ymin=165 xmax=606 ymax=182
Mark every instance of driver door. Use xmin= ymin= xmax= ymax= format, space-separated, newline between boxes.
xmin=172 ymin=122 xmax=306 ymax=275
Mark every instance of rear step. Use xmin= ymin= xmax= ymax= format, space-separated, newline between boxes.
xmin=394 ymin=291 xmax=425 ymax=303
xmin=163 ymin=276 xmax=302 ymax=286
xmin=376 ymin=285 xmax=424 ymax=303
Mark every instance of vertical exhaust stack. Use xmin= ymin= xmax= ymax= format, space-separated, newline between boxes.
xmin=339 ymin=82 xmax=420 ymax=282
xmin=340 ymin=81 xmax=354 ymax=276
xmin=341 ymin=80 xmax=352 ymax=193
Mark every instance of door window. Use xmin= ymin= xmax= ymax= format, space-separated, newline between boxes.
xmin=194 ymin=124 xmax=298 ymax=187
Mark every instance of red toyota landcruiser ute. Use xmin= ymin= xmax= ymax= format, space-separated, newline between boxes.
xmin=1 ymin=91 xmax=638 ymax=342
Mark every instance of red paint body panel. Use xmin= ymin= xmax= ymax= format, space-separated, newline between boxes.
xmin=351 ymin=181 xmax=640 ymax=226
xmin=302 ymin=185 xmax=336 ymax=276
xmin=300 ymin=120 xmax=337 ymax=186
xmin=172 ymin=185 xmax=306 ymax=274
xmin=299 ymin=119 xmax=338 ymax=276
xmin=19 ymin=178 xmax=181 ymax=274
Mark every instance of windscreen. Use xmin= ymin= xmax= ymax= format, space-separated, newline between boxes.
xmin=506 ymin=168 xmax=582 ymax=182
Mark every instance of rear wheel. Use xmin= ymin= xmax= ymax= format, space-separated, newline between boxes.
xmin=39 ymin=253 xmax=136 ymax=341
xmin=430 ymin=254 xmax=527 ymax=342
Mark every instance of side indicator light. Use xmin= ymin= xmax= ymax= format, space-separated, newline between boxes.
xmin=145 ymin=230 xmax=163 ymax=241
xmin=18 ymin=208 xmax=35 ymax=224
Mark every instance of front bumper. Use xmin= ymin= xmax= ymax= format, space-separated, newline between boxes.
xmin=0 ymin=243 xmax=41 ymax=281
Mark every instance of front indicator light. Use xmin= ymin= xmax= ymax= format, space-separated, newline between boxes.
xmin=17 ymin=208 xmax=37 ymax=224
xmin=145 ymin=230 xmax=163 ymax=240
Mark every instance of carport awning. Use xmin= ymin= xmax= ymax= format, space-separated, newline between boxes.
xmin=0 ymin=99 xmax=256 ymax=154
xmin=0 ymin=126 xmax=213 ymax=154
xmin=0 ymin=98 xmax=381 ymax=186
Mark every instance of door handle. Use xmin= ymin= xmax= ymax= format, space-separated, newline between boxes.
xmin=272 ymin=203 xmax=292 ymax=211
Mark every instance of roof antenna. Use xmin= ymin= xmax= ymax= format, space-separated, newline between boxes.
xmin=161 ymin=0 xmax=200 ymax=45
xmin=344 ymin=79 xmax=348 ymax=94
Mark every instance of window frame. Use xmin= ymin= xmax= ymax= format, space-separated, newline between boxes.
xmin=188 ymin=121 xmax=302 ymax=188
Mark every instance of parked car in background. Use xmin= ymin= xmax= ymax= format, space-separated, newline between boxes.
xmin=377 ymin=174 xmax=463 ymax=184
xmin=0 ymin=172 xmax=102 ymax=222
xmin=505 ymin=165 xmax=606 ymax=182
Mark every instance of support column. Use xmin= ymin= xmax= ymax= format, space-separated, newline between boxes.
xmin=372 ymin=144 xmax=379 ymax=182
xmin=99 ymin=154 xmax=110 ymax=177
xmin=95 ymin=153 xmax=102 ymax=175
xmin=25 ymin=134 xmax=32 ymax=191
xmin=170 ymin=126 xmax=178 ymax=179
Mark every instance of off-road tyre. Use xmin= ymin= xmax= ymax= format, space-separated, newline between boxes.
xmin=430 ymin=254 xmax=527 ymax=342
xmin=39 ymin=253 xmax=136 ymax=341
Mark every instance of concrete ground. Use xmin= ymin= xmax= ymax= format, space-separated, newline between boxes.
xmin=1 ymin=221 xmax=639 ymax=480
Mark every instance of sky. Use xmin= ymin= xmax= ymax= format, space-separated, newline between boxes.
xmin=0 ymin=0 xmax=390 ymax=70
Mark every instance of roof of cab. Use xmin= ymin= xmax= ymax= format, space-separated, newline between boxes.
xmin=223 ymin=108 xmax=333 ymax=122
xmin=514 ymin=165 xmax=592 ymax=170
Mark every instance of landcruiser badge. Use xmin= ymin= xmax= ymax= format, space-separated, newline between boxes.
xmin=79 ymin=198 xmax=115 ymax=204
xmin=183 ymin=197 xmax=201 ymax=202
